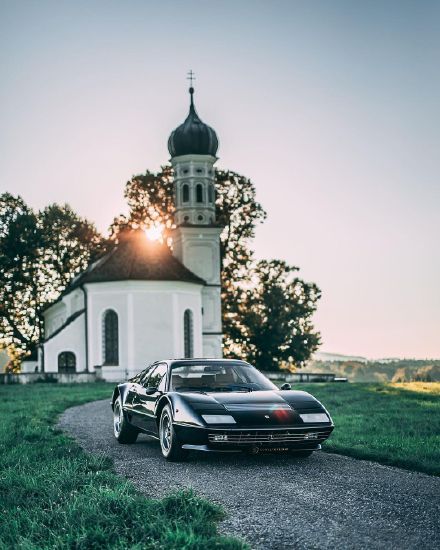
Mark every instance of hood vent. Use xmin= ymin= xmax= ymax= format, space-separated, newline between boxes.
xmin=224 ymin=403 xmax=292 ymax=412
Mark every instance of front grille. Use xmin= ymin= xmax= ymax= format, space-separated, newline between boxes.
xmin=208 ymin=428 xmax=332 ymax=444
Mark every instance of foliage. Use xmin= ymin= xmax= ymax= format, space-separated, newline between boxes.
xmin=0 ymin=383 xmax=245 ymax=549
xmin=0 ymin=193 xmax=103 ymax=355
xmin=112 ymin=167 xmax=320 ymax=369
xmin=111 ymin=167 xmax=266 ymax=277
xmin=224 ymin=260 xmax=321 ymax=370
xmin=1 ymin=343 xmax=22 ymax=373
xmin=111 ymin=166 xmax=176 ymax=238
xmin=298 ymin=382 xmax=440 ymax=476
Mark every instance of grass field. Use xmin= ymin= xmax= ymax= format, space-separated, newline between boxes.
xmin=0 ymin=382 xmax=438 ymax=548
xmin=0 ymin=383 xmax=245 ymax=549
xmin=300 ymin=382 xmax=440 ymax=476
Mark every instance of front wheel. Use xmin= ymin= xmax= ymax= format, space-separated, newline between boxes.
xmin=113 ymin=397 xmax=139 ymax=444
xmin=159 ymin=405 xmax=188 ymax=461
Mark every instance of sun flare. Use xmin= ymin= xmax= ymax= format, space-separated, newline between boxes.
xmin=144 ymin=224 xmax=164 ymax=242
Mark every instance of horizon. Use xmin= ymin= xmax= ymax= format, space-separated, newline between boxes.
xmin=1 ymin=0 xmax=439 ymax=359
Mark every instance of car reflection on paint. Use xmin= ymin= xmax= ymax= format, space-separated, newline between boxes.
xmin=111 ymin=358 xmax=334 ymax=461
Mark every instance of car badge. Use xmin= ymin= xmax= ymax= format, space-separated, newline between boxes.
xmin=264 ymin=415 xmax=270 ymax=419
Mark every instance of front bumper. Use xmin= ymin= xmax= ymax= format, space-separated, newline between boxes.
xmin=174 ymin=423 xmax=334 ymax=453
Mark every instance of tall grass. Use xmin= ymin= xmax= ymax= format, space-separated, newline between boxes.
xmin=0 ymin=383 xmax=245 ymax=549
xmin=301 ymin=382 xmax=440 ymax=475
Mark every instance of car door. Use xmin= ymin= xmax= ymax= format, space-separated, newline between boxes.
xmin=124 ymin=365 xmax=152 ymax=421
xmin=127 ymin=366 xmax=153 ymax=428
xmin=134 ymin=363 xmax=168 ymax=435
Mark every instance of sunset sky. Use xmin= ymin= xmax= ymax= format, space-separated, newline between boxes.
xmin=1 ymin=0 xmax=439 ymax=359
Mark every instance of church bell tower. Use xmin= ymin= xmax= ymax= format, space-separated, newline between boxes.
xmin=168 ymin=78 xmax=223 ymax=358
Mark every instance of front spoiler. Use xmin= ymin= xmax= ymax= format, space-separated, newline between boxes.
xmin=182 ymin=443 xmax=322 ymax=454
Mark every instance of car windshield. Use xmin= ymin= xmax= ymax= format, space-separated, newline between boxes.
xmin=170 ymin=361 xmax=277 ymax=392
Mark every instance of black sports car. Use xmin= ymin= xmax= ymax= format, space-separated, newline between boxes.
xmin=111 ymin=358 xmax=334 ymax=461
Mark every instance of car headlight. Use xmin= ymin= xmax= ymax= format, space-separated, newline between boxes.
xmin=201 ymin=414 xmax=236 ymax=424
xmin=300 ymin=413 xmax=329 ymax=423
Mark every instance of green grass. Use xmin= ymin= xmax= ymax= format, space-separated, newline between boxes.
xmin=0 ymin=383 xmax=246 ymax=549
xmin=300 ymin=382 xmax=440 ymax=476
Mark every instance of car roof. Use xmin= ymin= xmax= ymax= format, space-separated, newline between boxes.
xmin=158 ymin=358 xmax=250 ymax=366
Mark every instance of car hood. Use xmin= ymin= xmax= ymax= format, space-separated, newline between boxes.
xmin=179 ymin=390 xmax=330 ymax=427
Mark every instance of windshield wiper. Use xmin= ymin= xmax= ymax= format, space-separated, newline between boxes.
xmin=175 ymin=386 xmax=212 ymax=393
xmin=224 ymin=385 xmax=254 ymax=392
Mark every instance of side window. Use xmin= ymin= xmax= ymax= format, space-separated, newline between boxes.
xmin=139 ymin=366 xmax=153 ymax=385
xmin=144 ymin=363 xmax=168 ymax=390
xmin=134 ymin=366 xmax=152 ymax=384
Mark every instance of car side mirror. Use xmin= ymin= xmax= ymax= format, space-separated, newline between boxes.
xmin=280 ymin=383 xmax=291 ymax=390
xmin=144 ymin=386 xmax=158 ymax=395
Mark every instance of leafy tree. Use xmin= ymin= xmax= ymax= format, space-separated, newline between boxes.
xmin=111 ymin=166 xmax=267 ymax=340
xmin=113 ymin=168 xmax=320 ymax=369
xmin=111 ymin=166 xmax=176 ymax=238
xmin=225 ymin=260 xmax=321 ymax=371
xmin=0 ymin=194 xmax=103 ymax=357
xmin=111 ymin=167 xmax=266 ymax=277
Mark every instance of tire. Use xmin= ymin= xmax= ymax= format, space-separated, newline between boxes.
xmin=113 ymin=396 xmax=139 ymax=444
xmin=159 ymin=404 xmax=188 ymax=461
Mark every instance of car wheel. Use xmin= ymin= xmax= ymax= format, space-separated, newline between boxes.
xmin=113 ymin=396 xmax=139 ymax=444
xmin=159 ymin=404 xmax=188 ymax=461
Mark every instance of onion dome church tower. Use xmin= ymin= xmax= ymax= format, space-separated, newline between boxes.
xmin=168 ymin=82 xmax=223 ymax=358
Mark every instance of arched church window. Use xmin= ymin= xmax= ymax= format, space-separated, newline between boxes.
xmin=103 ymin=309 xmax=119 ymax=365
xmin=182 ymin=184 xmax=189 ymax=203
xmin=208 ymin=184 xmax=214 ymax=203
xmin=196 ymin=184 xmax=203 ymax=203
xmin=183 ymin=309 xmax=194 ymax=358
xmin=58 ymin=351 xmax=76 ymax=373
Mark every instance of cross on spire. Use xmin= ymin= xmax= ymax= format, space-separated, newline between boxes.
xmin=187 ymin=70 xmax=196 ymax=88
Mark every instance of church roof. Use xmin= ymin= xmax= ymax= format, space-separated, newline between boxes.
xmin=168 ymin=87 xmax=218 ymax=157
xmin=69 ymin=228 xmax=205 ymax=289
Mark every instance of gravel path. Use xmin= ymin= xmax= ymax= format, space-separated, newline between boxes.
xmin=59 ymin=399 xmax=440 ymax=549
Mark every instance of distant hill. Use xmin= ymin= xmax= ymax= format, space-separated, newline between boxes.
xmin=304 ymin=356 xmax=440 ymax=382
xmin=314 ymin=352 xmax=368 ymax=363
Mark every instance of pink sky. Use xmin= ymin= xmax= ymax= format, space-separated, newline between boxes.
xmin=1 ymin=0 xmax=439 ymax=358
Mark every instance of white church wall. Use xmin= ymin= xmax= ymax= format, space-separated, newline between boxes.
xmin=43 ymin=288 xmax=85 ymax=338
xmin=86 ymin=280 xmax=203 ymax=380
xmin=43 ymin=301 xmax=67 ymax=338
xmin=43 ymin=312 xmax=86 ymax=372
xmin=21 ymin=360 xmax=39 ymax=373
xmin=172 ymin=226 xmax=223 ymax=358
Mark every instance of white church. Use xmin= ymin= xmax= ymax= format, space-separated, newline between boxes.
xmin=38 ymin=85 xmax=223 ymax=382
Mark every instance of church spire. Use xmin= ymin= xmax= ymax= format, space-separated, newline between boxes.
xmin=167 ymin=71 xmax=218 ymax=158
xmin=187 ymin=70 xmax=196 ymax=113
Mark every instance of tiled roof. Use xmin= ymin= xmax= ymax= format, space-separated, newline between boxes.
xmin=69 ymin=229 xmax=205 ymax=288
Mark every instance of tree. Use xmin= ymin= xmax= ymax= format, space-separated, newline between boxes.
xmin=111 ymin=166 xmax=267 ymax=342
xmin=224 ymin=260 xmax=321 ymax=371
xmin=111 ymin=167 xmax=266 ymax=275
xmin=112 ymin=167 xmax=320 ymax=370
xmin=0 ymin=194 xmax=103 ymax=357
